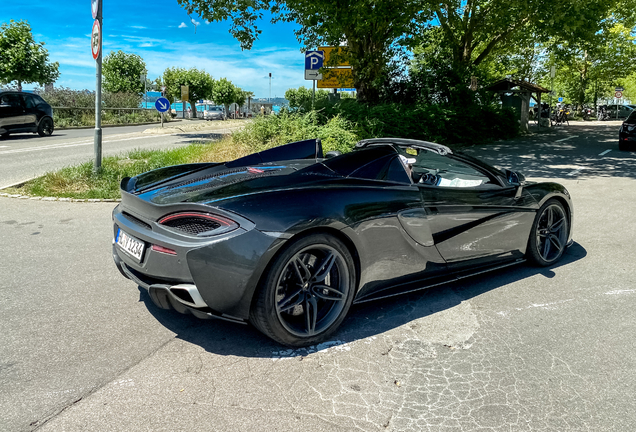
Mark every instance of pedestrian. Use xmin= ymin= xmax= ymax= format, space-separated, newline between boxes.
xmin=187 ymin=106 xmax=192 ymax=118
xmin=260 ymin=105 xmax=265 ymax=116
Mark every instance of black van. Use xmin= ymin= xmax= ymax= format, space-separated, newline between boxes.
xmin=0 ymin=91 xmax=54 ymax=138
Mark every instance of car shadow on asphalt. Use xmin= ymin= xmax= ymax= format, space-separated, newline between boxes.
xmin=137 ymin=241 xmax=587 ymax=358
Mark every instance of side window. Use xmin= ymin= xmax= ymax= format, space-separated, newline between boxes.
xmin=21 ymin=95 xmax=35 ymax=109
xmin=1 ymin=94 xmax=23 ymax=108
xmin=350 ymin=154 xmax=411 ymax=184
xmin=410 ymin=149 xmax=496 ymax=188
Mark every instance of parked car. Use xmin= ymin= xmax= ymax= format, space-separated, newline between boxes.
xmin=606 ymin=104 xmax=634 ymax=119
xmin=0 ymin=91 xmax=54 ymax=138
xmin=619 ymin=110 xmax=636 ymax=151
xmin=112 ymin=138 xmax=573 ymax=347
xmin=202 ymin=106 xmax=226 ymax=121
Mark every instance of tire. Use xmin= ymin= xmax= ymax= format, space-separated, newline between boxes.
xmin=619 ymin=141 xmax=627 ymax=151
xmin=37 ymin=117 xmax=54 ymax=137
xmin=250 ymin=233 xmax=356 ymax=347
xmin=527 ymin=199 xmax=569 ymax=266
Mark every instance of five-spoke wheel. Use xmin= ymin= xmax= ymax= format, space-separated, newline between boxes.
xmin=527 ymin=199 xmax=569 ymax=266
xmin=37 ymin=117 xmax=54 ymax=137
xmin=251 ymin=233 xmax=355 ymax=347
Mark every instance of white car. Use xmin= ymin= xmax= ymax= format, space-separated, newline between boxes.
xmin=203 ymin=106 xmax=226 ymax=121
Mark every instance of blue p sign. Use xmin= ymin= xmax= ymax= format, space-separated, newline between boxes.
xmin=305 ymin=51 xmax=324 ymax=70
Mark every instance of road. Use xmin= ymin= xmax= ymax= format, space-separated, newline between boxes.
xmin=1 ymin=121 xmax=634 ymax=432
xmin=0 ymin=121 xmax=243 ymax=188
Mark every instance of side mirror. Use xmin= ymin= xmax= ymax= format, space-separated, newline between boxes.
xmin=506 ymin=170 xmax=526 ymax=199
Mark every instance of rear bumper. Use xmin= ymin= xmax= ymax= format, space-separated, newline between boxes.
xmin=112 ymin=204 xmax=287 ymax=320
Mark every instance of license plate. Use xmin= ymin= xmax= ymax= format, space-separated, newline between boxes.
xmin=116 ymin=229 xmax=145 ymax=261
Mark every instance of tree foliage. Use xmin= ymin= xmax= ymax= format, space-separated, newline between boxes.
xmin=285 ymin=86 xmax=330 ymax=111
xmin=102 ymin=50 xmax=147 ymax=94
xmin=0 ymin=20 xmax=59 ymax=91
xmin=176 ymin=0 xmax=431 ymax=104
xmin=162 ymin=67 xmax=214 ymax=117
xmin=211 ymin=77 xmax=238 ymax=116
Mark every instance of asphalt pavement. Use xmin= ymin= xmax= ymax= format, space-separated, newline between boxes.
xmin=1 ymin=121 xmax=635 ymax=431
xmin=0 ymin=120 xmax=245 ymax=188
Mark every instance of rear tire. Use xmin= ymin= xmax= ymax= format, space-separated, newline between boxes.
xmin=37 ymin=117 xmax=54 ymax=137
xmin=250 ymin=233 xmax=356 ymax=347
xmin=527 ymin=199 xmax=569 ymax=266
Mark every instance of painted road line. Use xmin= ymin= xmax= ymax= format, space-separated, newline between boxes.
xmin=0 ymin=135 xmax=155 ymax=155
xmin=0 ymin=146 xmax=9 ymax=148
xmin=555 ymin=136 xmax=579 ymax=142
xmin=567 ymin=169 xmax=583 ymax=176
xmin=599 ymin=149 xmax=612 ymax=156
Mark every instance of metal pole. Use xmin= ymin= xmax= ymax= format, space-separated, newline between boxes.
xmin=312 ymin=79 xmax=315 ymax=108
xmin=269 ymin=73 xmax=272 ymax=102
xmin=93 ymin=0 xmax=103 ymax=173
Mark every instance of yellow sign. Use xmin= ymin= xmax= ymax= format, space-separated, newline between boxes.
xmin=319 ymin=46 xmax=350 ymax=67
xmin=181 ymin=85 xmax=189 ymax=102
xmin=317 ymin=68 xmax=354 ymax=89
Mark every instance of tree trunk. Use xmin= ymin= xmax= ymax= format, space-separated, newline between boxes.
xmin=17 ymin=80 xmax=22 ymax=92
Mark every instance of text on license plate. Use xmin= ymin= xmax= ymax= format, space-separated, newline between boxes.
xmin=116 ymin=229 xmax=145 ymax=261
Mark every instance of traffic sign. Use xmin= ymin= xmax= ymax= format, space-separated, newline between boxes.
xmin=558 ymin=97 xmax=563 ymax=102
xmin=155 ymin=97 xmax=170 ymax=113
xmin=615 ymin=91 xmax=623 ymax=99
xmin=305 ymin=70 xmax=323 ymax=80
xmin=91 ymin=0 xmax=100 ymax=19
xmin=181 ymin=85 xmax=189 ymax=102
xmin=305 ymin=51 xmax=324 ymax=70
xmin=319 ymin=46 xmax=350 ymax=67
xmin=91 ymin=19 xmax=101 ymax=60
xmin=317 ymin=68 xmax=354 ymax=89
xmin=616 ymin=87 xmax=624 ymax=91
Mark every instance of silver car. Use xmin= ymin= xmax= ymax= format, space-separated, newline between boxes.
xmin=203 ymin=106 xmax=226 ymax=121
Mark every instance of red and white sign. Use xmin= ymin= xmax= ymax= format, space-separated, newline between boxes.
xmin=91 ymin=0 xmax=99 ymax=19
xmin=91 ymin=19 xmax=101 ymax=60
xmin=615 ymin=91 xmax=623 ymax=99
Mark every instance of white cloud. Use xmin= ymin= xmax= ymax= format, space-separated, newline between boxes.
xmin=130 ymin=26 xmax=147 ymax=29
xmin=178 ymin=22 xmax=187 ymax=28
xmin=191 ymin=19 xmax=200 ymax=26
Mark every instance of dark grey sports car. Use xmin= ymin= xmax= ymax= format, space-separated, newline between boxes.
xmin=112 ymin=138 xmax=573 ymax=346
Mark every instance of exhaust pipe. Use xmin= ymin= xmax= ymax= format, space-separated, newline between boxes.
xmin=168 ymin=284 xmax=208 ymax=308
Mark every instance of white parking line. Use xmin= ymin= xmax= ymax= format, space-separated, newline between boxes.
xmin=555 ymin=136 xmax=579 ymax=142
xmin=599 ymin=149 xmax=611 ymax=156
xmin=567 ymin=169 xmax=584 ymax=176
xmin=0 ymin=145 xmax=8 ymax=148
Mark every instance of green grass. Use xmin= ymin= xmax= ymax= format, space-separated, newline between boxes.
xmin=4 ymin=138 xmax=254 ymax=200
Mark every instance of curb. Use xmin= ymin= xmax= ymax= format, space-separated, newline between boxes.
xmin=0 ymin=192 xmax=120 ymax=203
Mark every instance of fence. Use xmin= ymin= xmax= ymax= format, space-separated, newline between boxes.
xmin=52 ymin=107 xmax=162 ymax=128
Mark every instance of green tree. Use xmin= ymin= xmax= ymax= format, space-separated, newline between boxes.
xmin=0 ymin=20 xmax=59 ymax=91
xmin=102 ymin=50 xmax=146 ymax=94
xmin=162 ymin=67 xmax=214 ymax=118
xmin=211 ymin=78 xmax=237 ymax=117
xmin=285 ymin=86 xmax=330 ymax=112
xmin=176 ymin=0 xmax=431 ymax=104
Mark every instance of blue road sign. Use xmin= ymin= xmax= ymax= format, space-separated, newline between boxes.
xmin=558 ymin=97 xmax=564 ymax=103
xmin=305 ymin=50 xmax=324 ymax=70
xmin=155 ymin=97 xmax=170 ymax=113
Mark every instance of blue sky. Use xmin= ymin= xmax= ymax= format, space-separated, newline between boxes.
xmin=2 ymin=0 xmax=309 ymax=98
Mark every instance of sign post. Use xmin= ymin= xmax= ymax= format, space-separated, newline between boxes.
xmin=305 ymin=50 xmax=324 ymax=106
xmin=181 ymin=85 xmax=189 ymax=118
xmin=92 ymin=0 xmax=102 ymax=173
xmin=155 ymin=97 xmax=170 ymax=128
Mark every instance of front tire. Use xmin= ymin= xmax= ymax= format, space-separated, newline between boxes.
xmin=250 ymin=233 xmax=356 ymax=347
xmin=37 ymin=117 xmax=54 ymax=137
xmin=527 ymin=199 xmax=569 ymax=266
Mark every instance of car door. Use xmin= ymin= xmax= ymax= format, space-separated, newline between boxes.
xmin=412 ymin=150 xmax=538 ymax=269
xmin=0 ymin=93 xmax=26 ymax=132
xmin=20 ymin=94 xmax=38 ymax=129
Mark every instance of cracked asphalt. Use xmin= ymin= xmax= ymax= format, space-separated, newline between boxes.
xmin=1 ymin=122 xmax=635 ymax=431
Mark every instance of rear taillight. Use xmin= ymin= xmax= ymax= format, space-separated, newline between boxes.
xmin=158 ymin=212 xmax=238 ymax=237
